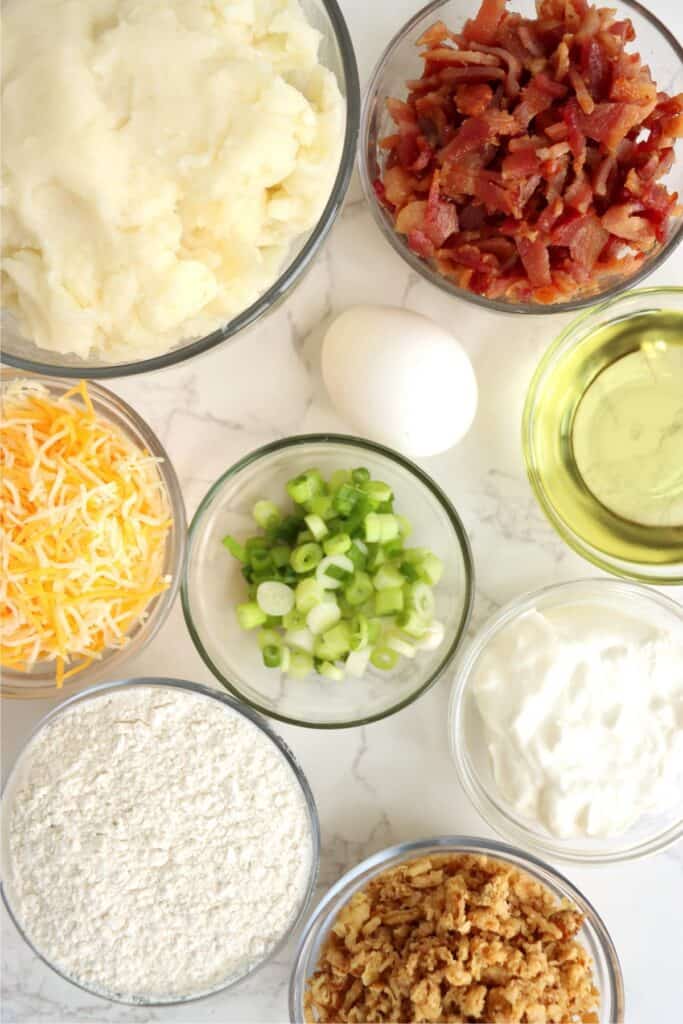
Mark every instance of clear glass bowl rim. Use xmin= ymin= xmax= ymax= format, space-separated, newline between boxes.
xmin=181 ymin=432 xmax=475 ymax=729
xmin=0 ymin=371 xmax=187 ymax=698
xmin=288 ymin=834 xmax=625 ymax=1023
xmin=0 ymin=676 xmax=321 ymax=1006
xmin=448 ymin=576 xmax=683 ymax=864
xmin=522 ymin=285 xmax=683 ymax=583
xmin=358 ymin=0 xmax=683 ymax=316
xmin=1 ymin=0 xmax=360 ymax=379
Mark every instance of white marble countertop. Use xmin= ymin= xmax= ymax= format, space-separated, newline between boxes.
xmin=2 ymin=1 xmax=683 ymax=1021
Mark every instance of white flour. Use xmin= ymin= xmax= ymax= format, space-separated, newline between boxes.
xmin=5 ymin=685 xmax=313 ymax=1001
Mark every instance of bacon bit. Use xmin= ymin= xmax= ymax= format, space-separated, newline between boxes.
xmin=463 ymin=0 xmax=507 ymax=45
xmin=601 ymin=203 xmax=656 ymax=246
xmin=376 ymin=0 xmax=682 ymax=304
xmin=516 ymin=235 xmax=551 ymax=285
xmin=455 ymin=83 xmax=495 ymax=116
xmin=569 ymin=68 xmax=595 ymax=114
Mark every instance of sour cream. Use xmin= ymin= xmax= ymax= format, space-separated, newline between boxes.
xmin=471 ymin=598 xmax=683 ymax=839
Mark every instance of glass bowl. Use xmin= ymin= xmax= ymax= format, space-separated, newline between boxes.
xmin=1 ymin=0 xmax=360 ymax=378
xmin=359 ymin=0 xmax=683 ymax=315
xmin=182 ymin=434 xmax=474 ymax=728
xmin=1 ymin=677 xmax=321 ymax=1006
xmin=289 ymin=835 xmax=625 ymax=1024
xmin=0 ymin=372 xmax=186 ymax=698
xmin=523 ymin=287 xmax=683 ymax=583
xmin=449 ymin=578 xmax=683 ymax=864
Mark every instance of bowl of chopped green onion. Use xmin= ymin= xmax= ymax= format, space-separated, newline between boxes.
xmin=181 ymin=435 xmax=474 ymax=728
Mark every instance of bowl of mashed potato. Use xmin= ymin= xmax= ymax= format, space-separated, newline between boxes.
xmin=1 ymin=0 xmax=359 ymax=376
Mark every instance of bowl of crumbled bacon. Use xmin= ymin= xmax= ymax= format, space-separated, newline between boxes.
xmin=360 ymin=0 xmax=683 ymax=310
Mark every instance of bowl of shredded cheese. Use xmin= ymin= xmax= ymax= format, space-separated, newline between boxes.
xmin=0 ymin=372 xmax=186 ymax=697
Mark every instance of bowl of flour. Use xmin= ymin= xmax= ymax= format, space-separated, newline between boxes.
xmin=0 ymin=678 xmax=319 ymax=1004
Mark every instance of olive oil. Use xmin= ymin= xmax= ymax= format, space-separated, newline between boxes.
xmin=527 ymin=307 xmax=683 ymax=573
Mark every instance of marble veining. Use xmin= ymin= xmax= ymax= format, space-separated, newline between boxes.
xmin=2 ymin=0 xmax=683 ymax=1020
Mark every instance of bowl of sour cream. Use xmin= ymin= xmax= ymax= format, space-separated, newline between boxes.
xmin=449 ymin=578 xmax=683 ymax=864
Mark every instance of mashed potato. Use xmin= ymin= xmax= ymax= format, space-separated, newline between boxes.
xmin=1 ymin=0 xmax=345 ymax=359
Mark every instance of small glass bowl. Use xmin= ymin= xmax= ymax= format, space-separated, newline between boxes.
xmin=1 ymin=677 xmax=321 ymax=1006
xmin=360 ymin=0 xmax=683 ymax=315
xmin=449 ymin=578 xmax=683 ymax=864
xmin=0 ymin=372 xmax=186 ymax=699
xmin=1 ymin=0 xmax=360 ymax=378
xmin=523 ymin=286 xmax=683 ymax=583
xmin=289 ymin=835 xmax=625 ymax=1024
xmin=182 ymin=434 xmax=474 ymax=728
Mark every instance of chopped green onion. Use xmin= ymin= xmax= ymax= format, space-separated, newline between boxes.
xmin=287 ymin=649 xmax=313 ymax=677
xmin=349 ymin=614 xmax=369 ymax=651
xmin=304 ymin=513 xmax=328 ymax=541
xmin=250 ymin=548 xmax=272 ymax=572
xmin=415 ymin=620 xmax=445 ymax=651
xmin=333 ymin=483 xmax=364 ymax=516
xmin=236 ymin=602 xmax=267 ymax=630
xmin=256 ymin=581 xmax=295 ymax=617
xmin=295 ymin=578 xmax=322 ymax=613
xmin=316 ymin=660 xmax=344 ymax=681
xmin=307 ymin=602 xmax=341 ymax=635
xmin=406 ymin=581 xmax=435 ymax=619
xmin=396 ymin=514 xmax=412 ymax=538
xmin=290 ymin=542 xmax=323 ymax=574
xmin=253 ymin=500 xmax=280 ymax=530
xmin=262 ymin=644 xmax=282 ymax=668
xmin=351 ymin=467 xmax=370 ymax=484
xmin=329 ymin=469 xmax=351 ymax=492
xmin=400 ymin=561 xmax=420 ymax=582
xmin=344 ymin=571 xmax=374 ymax=607
xmin=310 ymin=494 xmax=334 ymax=519
xmin=323 ymin=532 xmax=351 ymax=556
xmin=316 ymin=554 xmax=355 ymax=590
xmin=270 ymin=544 xmax=291 ymax=568
xmin=282 ymin=608 xmax=307 ymax=630
xmin=287 ymin=470 xmax=323 ymax=505
xmin=222 ymin=535 xmax=246 ymax=562
xmin=315 ymin=621 xmax=351 ymax=661
xmin=364 ymin=513 xmax=399 ymax=544
xmin=386 ymin=633 xmax=416 ymax=659
xmin=297 ymin=529 xmax=315 ymax=545
xmin=373 ymin=564 xmax=405 ymax=591
xmin=367 ymin=618 xmax=383 ymax=645
xmin=362 ymin=480 xmax=393 ymax=504
xmin=397 ymin=609 xmax=429 ymax=638
xmin=417 ymin=552 xmax=444 ymax=585
xmin=375 ymin=587 xmax=404 ymax=616
xmin=257 ymin=628 xmax=282 ymax=650
xmin=284 ymin=628 xmax=314 ymax=654
xmin=345 ymin=647 xmax=372 ymax=677
xmin=370 ymin=647 xmax=398 ymax=671
xmin=280 ymin=646 xmax=291 ymax=673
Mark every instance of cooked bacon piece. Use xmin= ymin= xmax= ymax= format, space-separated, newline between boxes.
xmin=463 ymin=0 xmax=507 ymax=44
xmin=515 ymin=73 xmax=568 ymax=128
xmin=377 ymin=0 xmax=681 ymax=304
xmin=516 ymin=235 xmax=551 ymax=285
xmin=455 ymin=83 xmax=495 ymax=116
xmin=552 ymin=212 xmax=609 ymax=269
xmin=468 ymin=42 xmax=523 ymax=96
xmin=601 ymin=203 xmax=656 ymax=246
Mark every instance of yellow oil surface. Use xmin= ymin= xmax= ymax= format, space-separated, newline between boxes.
xmin=530 ymin=309 xmax=683 ymax=567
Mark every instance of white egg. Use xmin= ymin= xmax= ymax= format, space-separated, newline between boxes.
xmin=321 ymin=305 xmax=478 ymax=457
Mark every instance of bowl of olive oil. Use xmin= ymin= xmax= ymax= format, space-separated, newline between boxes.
xmin=523 ymin=287 xmax=683 ymax=584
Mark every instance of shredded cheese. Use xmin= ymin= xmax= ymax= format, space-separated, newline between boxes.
xmin=1 ymin=380 xmax=173 ymax=686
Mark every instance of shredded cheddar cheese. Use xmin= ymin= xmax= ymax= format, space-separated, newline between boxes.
xmin=1 ymin=380 xmax=172 ymax=686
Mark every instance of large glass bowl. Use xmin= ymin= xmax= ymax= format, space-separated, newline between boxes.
xmin=360 ymin=0 xmax=683 ymax=315
xmin=448 ymin=578 xmax=683 ymax=864
xmin=0 ymin=372 xmax=186 ymax=698
xmin=1 ymin=0 xmax=360 ymax=378
xmin=182 ymin=435 xmax=474 ymax=728
xmin=523 ymin=287 xmax=683 ymax=583
xmin=289 ymin=836 xmax=625 ymax=1024
xmin=1 ymin=677 xmax=320 ymax=1005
